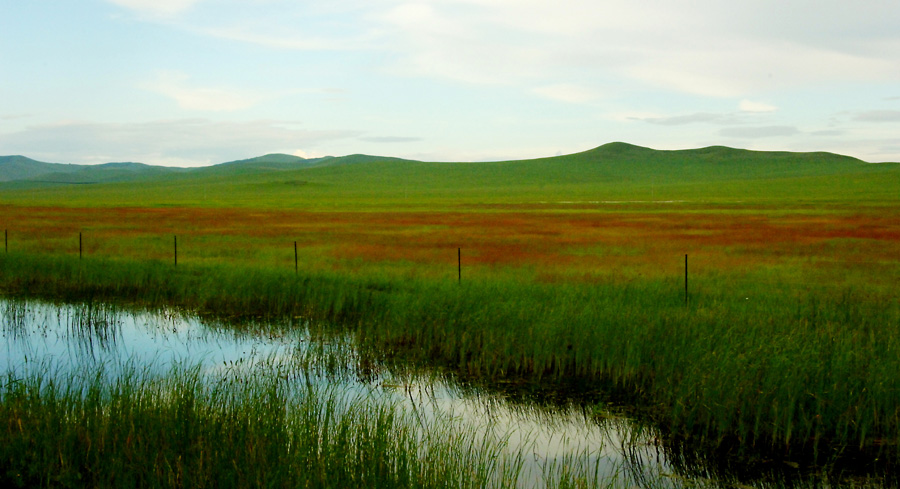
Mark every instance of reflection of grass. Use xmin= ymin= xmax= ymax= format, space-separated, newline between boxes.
xmin=0 ymin=363 xmax=531 ymax=488
xmin=2 ymin=251 xmax=900 ymax=462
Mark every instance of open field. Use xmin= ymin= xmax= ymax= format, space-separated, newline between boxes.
xmin=2 ymin=144 xmax=900 ymax=481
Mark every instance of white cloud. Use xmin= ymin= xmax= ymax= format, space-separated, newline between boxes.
xmin=634 ymin=113 xmax=731 ymax=126
xmin=608 ymin=111 xmax=664 ymax=123
xmin=292 ymin=149 xmax=328 ymax=159
xmin=854 ymin=110 xmax=900 ymax=122
xmin=378 ymin=2 xmax=527 ymax=84
xmin=624 ymin=40 xmax=897 ymax=98
xmin=720 ymin=126 xmax=801 ymax=139
xmin=197 ymin=26 xmax=361 ymax=51
xmin=358 ymin=136 xmax=422 ymax=143
xmin=372 ymin=0 xmax=899 ymax=99
xmin=739 ymin=100 xmax=778 ymax=113
xmin=531 ymin=84 xmax=601 ymax=104
xmin=0 ymin=113 xmax=31 ymax=122
xmin=625 ymin=62 xmax=746 ymax=98
xmin=106 ymin=0 xmax=900 ymax=99
xmin=106 ymin=0 xmax=201 ymax=17
xmin=140 ymin=72 xmax=262 ymax=112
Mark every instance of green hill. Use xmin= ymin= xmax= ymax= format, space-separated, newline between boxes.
xmin=1 ymin=144 xmax=897 ymax=207
xmin=0 ymin=156 xmax=189 ymax=184
xmin=0 ymin=155 xmax=77 ymax=182
xmin=198 ymin=153 xmax=334 ymax=175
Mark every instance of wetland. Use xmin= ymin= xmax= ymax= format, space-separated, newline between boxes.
xmin=1 ymin=295 xmax=897 ymax=488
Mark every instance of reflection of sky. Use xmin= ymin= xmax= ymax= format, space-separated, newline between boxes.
xmin=1 ymin=298 xmax=675 ymax=488
xmin=377 ymin=377 xmax=675 ymax=488
xmin=0 ymin=299 xmax=306 ymax=377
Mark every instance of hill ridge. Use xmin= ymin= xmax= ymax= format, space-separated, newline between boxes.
xmin=1 ymin=145 xmax=894 ymax=204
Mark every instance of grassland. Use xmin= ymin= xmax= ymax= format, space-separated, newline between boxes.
xmin=1 ymin=143 xmax=900 ymax=479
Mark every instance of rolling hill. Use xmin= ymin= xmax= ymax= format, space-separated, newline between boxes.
xmin=1 ymin=143 xmax=897 ymax=207
xmin=0 ymin=155 xmax=79 ymax=182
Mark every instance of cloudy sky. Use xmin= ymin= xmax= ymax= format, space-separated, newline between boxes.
xmin=2 ymin=0 xmax=898 ymax=166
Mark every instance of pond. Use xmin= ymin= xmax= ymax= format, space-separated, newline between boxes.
xmin=0 ymin=297 xmax=889 ymax=488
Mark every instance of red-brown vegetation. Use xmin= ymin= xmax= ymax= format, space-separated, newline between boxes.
xmin=2 ymin=204 xmax=898 ymax=282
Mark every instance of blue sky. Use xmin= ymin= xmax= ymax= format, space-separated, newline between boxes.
xmin=1 ymin=0 xmax=898 ymax=166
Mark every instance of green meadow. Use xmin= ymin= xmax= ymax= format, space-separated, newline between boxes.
xmin=3 ymin=142 xmax=899 ymax=207
xmin=2 ymin=143 xmax=900 ymax=485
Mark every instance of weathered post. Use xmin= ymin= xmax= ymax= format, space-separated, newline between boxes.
xmin=294 ymin=241 xmax=298 ymax=274
xmin=79 ymin=232 xmax=83 ymax=260
xmin=458 ymin=248 xmax=461 ymax=284
xmin=174 ymin=235 xmax=178 ymax=266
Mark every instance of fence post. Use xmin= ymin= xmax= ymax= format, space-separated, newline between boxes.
xmin=79 ymin=232 xmax=83 ymax=260
xmin=174 ymin=235 xmax=178 ymax=266
xmin=294 ymin=241 xmax=298 ymax=274
xmin=458 ymin=248 xmax=461 ymax=284
xmin=685 ymin=254 xmax=689 ymax=304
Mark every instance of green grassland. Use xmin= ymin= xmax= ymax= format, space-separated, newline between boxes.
xmin=2 ymin=143 xmax=898 ymax=207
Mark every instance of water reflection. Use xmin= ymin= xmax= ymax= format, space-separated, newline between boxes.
xmin=64 ymin=300 xmax=121 ymax=357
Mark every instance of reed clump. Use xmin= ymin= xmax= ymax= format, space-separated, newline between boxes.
xmin=0 ymin=362 xmax=528 ymax=489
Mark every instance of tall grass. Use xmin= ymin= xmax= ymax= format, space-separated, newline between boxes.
xmin=0 ymin=361 xmax=532 ymax=489
xmin=1 ymin=251 xmax=899 ymax=461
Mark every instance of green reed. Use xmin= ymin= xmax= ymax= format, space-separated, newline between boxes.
xmin=0 ymin=361 xmax=532 ymax=489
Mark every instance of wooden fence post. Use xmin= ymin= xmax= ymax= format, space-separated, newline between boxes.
xmin=294 ymin=241 xmax=298 ymax=274
xmin=174 ymin=235 xmax=178 ymax=266
xmin=458 ymin=248 xmax=461 ymax=284
xmin=79 ymin=232 xmax=83 ymax=260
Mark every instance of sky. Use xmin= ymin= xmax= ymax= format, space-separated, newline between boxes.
xmin=1 ymin=0 xmax=899 ymax=166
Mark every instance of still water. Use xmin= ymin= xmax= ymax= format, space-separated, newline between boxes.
xmin=0 ymin=298 xmax=884 ymax=488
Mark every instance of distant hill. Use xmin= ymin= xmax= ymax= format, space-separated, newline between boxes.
xmin=0 ymin=153 xmax=332 ymax=184
xmin=0 ymin=152 xmax=395 ymax=184
xmin=1 ymin=144 xmax=897 ymax=206
xmin=0 ymin=155 xmax=189 ymax=184
xmin=0 ymin=144 xmax=873 ymax=184
xmin=0 ymin=155 xmax=78 ymax=182
xmin=198 ymin=153 xmax=335 ymax=176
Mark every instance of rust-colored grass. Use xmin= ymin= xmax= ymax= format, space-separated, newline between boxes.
xmin=2 ymin=203 xmax=899 ymax=288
